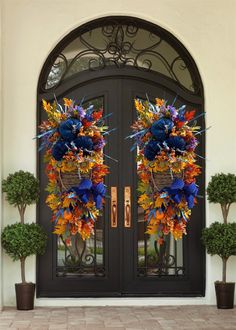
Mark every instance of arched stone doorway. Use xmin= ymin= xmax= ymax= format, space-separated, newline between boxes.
xmin=37 ymin=16 xmax=205 ymax=297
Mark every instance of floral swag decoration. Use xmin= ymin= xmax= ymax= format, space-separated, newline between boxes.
xmin=38 ymin=98 xmax=111 ymax=240
xmin=128 ymin=98 xmax=203 ymax=244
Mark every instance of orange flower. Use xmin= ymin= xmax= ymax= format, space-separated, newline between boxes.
xmin=155 ymin=98 xmax=165 ymax=107
xmin=63 ymin=98 xmax=73 ymax=107
xmin=64 ymin=210 xmax=72 ymax=221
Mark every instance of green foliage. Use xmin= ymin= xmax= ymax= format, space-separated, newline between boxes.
xmin=201 ymin=222 xmax=236 ymax=259
xmin=2 ymin=170 xmax=40 ymax=207
xmin=1 ymin=223 xmax=47 ymax=261
xmin=207 ymin=173 xmax=236 ymax=205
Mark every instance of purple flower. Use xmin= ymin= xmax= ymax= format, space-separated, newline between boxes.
xmin=75 ymin=106 xmax=86 ymax=119
xmin=167 ymin=105 xmax=178 ymax=120
xmin=93 ymin=138 xmax=105 ymax=151
xmin=186 ymin=138 xmax=198 ymax=151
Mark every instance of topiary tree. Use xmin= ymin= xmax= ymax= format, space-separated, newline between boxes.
xmin=202 ymin=222 xmax=236 ymax=283
xmin=1 ymin=223 xmax=47 ymax=283
xmin=2 ymin=171 xmax=40 ymax=224
xmin=207 ymin=173 xmax=236 ymax=224
xmin=202 ymin=173 xmax=236 ymax=283
xmin=2 ymin=170 xmax=45 ymax=284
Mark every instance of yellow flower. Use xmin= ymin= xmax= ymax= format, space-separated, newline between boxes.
xmin=42 ymin=99 xmax=52 ymax=112
xmin=79 ymin=160 xmax=94 ymax=173
xmin=171 ymin=160 xmax=186 ymax=173
xmin=151 ymin=160 xmax=169 ymax=172
xmin=60 ymin=161 xmax=78 ymax=173
xmin=135 ymin=99 xmax=144 ymax=112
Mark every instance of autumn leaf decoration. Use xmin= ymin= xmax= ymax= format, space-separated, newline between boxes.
xmin=38 ymin=98 xmax=111 ymax=240
xmin=128 ymin=97 xmax=203 ymax=243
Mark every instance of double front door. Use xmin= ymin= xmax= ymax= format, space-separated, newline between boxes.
xmin=37 ymin=71 xmax=205 ymax=297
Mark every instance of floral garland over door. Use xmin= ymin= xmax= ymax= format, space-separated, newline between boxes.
xmin=128 ymin=98 xmax=202 ymax=244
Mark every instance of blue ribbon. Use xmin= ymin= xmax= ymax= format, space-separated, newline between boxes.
xmin=71 ymin=178 xmax=106 ymax=209
xmin=163 ymin=178 xmax=198 ymax=209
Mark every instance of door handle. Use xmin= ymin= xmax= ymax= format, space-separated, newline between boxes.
xmin=111 ymin=186 xmax=117 ymax=228
xmin=124 ymin=186 xmax=131 ymax=228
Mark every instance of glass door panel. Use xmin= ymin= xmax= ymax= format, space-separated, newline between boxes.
xmin=121 ymin=78 xmax=205 ymax=295
xmin=55 ymin=96 xmax=105 ymax=278
xmin=135 ymin=98 xmax=184 ymax=278
xmin=37 ymin=79 xmax=121 ymax=297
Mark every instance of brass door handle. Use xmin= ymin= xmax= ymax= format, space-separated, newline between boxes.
xmin=111 ymin=187 xmax=117 ymax=228
xmin=124 ymin=186 xmax=131 ymax=228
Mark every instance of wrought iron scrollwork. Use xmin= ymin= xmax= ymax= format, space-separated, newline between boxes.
xmin=43 ymin=19 xmax=199 ymax=94
xmin=138 ymin=234 xmax=185 ymax=277
xmin=153 ymin=239 xmax=175 ymax=275
xmin=57 ymin=234 xmax=105 ymax=277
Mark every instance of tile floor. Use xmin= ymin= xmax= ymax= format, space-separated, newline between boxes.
xmin=0 ymin=306 xmax=236 ymax=330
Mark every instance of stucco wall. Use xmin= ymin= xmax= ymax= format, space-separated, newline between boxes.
xmin=1 ymin=0 xmax=236 ymax=306
xmin=0 ymin=0 xmax=3 ymax=311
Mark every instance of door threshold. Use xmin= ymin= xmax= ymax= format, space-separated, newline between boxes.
xmin=35 ymin=297 xmax=207 ymax=307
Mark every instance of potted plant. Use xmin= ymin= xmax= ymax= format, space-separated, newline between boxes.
xmin=1 ymin=170 xmax=47 ymax=310
xmin=202 ymin=173 xmax=236 ymax=309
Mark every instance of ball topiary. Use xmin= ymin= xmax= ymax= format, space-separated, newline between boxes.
xmin=207 ymin=173 xmax=236 ymax=223
xmin=1 ymin=223 xmax=47 ymax=283
xmin=202 ymin=222 xmax=236 ymax=282
xmin=202 ymin=173 xmax=236 ymax=284
xmin=2 ymin=171 xmax=40 ymax=223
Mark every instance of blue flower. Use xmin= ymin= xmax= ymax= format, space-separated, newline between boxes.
xmin=151 ymin=118 xmax=174 ymax=141
xmin=59 ymin=118 xmax=82 ymax=141
xmin=144 ymin=140 xmax=161 ymax=161
xmin=85 ymin=114 xmax=94 ymax=122
xmin=73 ymin=136 xmax=94 ymax=155
xmin=166 ymin=136 xmax=186 ymax=151
xmin=52 ymin=140 xmax=68 ymax=161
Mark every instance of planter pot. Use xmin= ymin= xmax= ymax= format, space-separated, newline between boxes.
xmin=215 ymin=281 xmax=235 ymax=309
xmin=15 ymin=283 xmax=35 ymax=310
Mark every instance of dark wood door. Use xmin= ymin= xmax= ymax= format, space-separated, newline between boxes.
xmin=37 ymin=71 xmax=205 ymax=297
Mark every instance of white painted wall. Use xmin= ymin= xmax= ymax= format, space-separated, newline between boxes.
xmin=0 ymin=0 xmax=3 ymax=311
xmin=1 ymin=0 xmax=236 ymax=306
